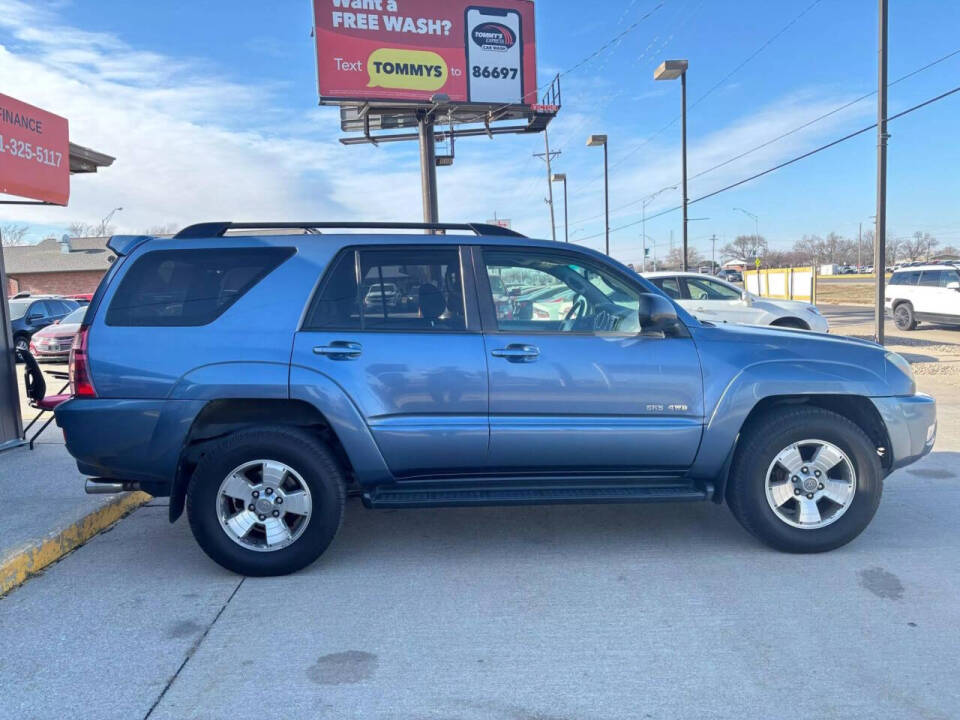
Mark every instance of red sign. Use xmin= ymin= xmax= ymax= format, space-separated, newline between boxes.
xmin=313 ymin=0 xmax=537 ymax=106
xmin=0 ymin=93 xmax=69 ymax=205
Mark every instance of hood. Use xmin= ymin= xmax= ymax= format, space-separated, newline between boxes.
xmin=691 ymin=320 xmax=890 ymax=385
xmin=32 ymin=322 xmax=82 ymax=339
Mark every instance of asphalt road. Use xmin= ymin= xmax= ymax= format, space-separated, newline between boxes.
xmin=2 ymin=445 xmax=959 ymax=720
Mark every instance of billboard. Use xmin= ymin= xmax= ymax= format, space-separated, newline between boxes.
xmin=313 ymin=0 xmax=537 ymax=107
xmin=0 ymin=93 xmax=70 ymax=205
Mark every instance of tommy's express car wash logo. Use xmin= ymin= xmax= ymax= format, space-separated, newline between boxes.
xmin=471 ymin=22 xmax=516 ymax=52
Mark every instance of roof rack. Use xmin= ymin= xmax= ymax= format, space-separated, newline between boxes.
xmin=172 ymin=221 xmax=526 ymax=240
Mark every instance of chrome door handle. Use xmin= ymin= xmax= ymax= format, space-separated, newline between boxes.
xmin=313 ymin=341 xmax=362 ymax=360
xmin=491 ymin=344 xmax=540 ymax=363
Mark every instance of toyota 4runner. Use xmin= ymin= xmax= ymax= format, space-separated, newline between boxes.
xmin=56 ymin=222 xmax=937 ymax=575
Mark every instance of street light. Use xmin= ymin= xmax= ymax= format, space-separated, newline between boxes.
xmin=654 ymin=59 xmax=689 ymax=270
xmin=586 ymin=134 xmax=609 ymax=255
xmin=551 ymin=173 xmax=569 ymax=243
xmin=98 ymin=206 xmax=123 ymax=236
xmin=733 ymin=207 xmax=760 ymax=260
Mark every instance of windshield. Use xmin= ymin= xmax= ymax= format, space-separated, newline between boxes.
xmin=8 ymin=299 xmax=31 ymax=320
xmin=62 ymin=306 xmax=87 ymax=324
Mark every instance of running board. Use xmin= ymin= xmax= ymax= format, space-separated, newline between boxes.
xmin=364 ymin=483 xmax=713 ymax=509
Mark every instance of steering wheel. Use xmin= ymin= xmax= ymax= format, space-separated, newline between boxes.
xmin=562 ymin=297 xmax=586 ymax=332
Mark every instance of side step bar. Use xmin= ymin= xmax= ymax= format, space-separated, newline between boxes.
xmin=364 ymin=483 xmax=713 ymax=509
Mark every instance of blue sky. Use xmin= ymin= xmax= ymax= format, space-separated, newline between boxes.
xmin=1 ymin=0 xmax=959 ymax=265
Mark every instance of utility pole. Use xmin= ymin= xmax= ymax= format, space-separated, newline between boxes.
xmin=874 ymin=0 xmax=889 ymax=345
xmin=711 ymin=234 xmax=717 ymax=273
xmin=533 ymin=129 xmax=561 ymax=242
xmin=858 ymin=222 xmax=862 ymax=269
xmin=417 ymin=110 xmax=438 ymax=228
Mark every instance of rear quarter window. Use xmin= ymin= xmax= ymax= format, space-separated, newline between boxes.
xmin=105 ymin=247 xmax=294 ymax=327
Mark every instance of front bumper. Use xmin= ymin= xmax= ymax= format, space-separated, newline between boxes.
xmin=871 ymin=394 xmax=937 ymax=471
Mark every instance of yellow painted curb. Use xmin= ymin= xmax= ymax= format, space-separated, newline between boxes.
xmin=0 ymin=491 xmax=151 ymax=596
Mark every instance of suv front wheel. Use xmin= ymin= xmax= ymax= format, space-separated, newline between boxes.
xmin=727 ymin=407 xmax=883 ymax=553
xmin=187 ymin=426 xmax=345 ymax=576
xmin=893 ymin=302 xmax=918 ymax=331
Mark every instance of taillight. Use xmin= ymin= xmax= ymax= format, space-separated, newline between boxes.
xmin=69 ymin=325 xmax=96 ymax=398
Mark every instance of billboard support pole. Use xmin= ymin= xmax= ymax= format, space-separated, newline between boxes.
xmin=417 ymin=110 xmax=439 ymax=229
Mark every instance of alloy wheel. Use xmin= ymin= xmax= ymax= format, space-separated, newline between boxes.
xmin=764 ymin=439 xmax=856 ymax=529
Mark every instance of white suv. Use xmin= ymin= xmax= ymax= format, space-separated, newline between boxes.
xmin=886 ymin=264 xmax=960 ymax=330
xmin=643 ymin=272 xmax=829 ymax=332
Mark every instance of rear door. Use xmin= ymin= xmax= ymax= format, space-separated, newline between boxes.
xmin=681 ymin=276 xmax=762 ymax=325
xmin=292 ymin=244 xmax=488 ymax=477
xmin=476 ymin=246 xmax=703 ymax=472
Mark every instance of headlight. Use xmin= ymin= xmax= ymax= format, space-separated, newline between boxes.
xmin=885 ymin=351 xmax=915 ymax=392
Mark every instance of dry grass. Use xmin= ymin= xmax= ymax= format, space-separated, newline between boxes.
xmin=816 ymin=282 xmax=875 ymax=305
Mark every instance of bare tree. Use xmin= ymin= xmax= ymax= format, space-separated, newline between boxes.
xmin=662 ymin=245 xmax=703 ymax=270
xmin=721 ymin=234 xmax=767 ymax=262
xmin=902 ymin=231 xmax=938 ymax=261
xmin=0 ymin=223 xmax=30 ymax=246
xmin=142 ymin=224 xmax=179 ymax=236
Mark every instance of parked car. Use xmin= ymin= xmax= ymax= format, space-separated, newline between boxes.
xmin=362 ymin=282 xmax=399 ymax=309
xmin=9 ymin=295 xmax=79 ymax=360
xmin=28 ymin=305 xmax=87 ymax=362
xmin=886 ymin=264 xmax=960 ymax=330
xmin=57 ymin=221 xmax=935 ymax=576
xmin=716 ymin=268 xmax=743 ymax=283
xmin=65 ymin=293 xmax=94 ymax=306
xmin=643 ymin=272 xmax=829 ymax=332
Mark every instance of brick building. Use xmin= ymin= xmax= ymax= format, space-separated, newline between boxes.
xmin=3 ymin=236 xmax=114 ymax=296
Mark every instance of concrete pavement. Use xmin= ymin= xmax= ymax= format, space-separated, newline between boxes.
xmin=1 ymin=441 xmax=958 ymax=719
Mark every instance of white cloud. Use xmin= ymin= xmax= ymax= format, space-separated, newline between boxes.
xmin=0 ymin=0 xmax=874 ymax=253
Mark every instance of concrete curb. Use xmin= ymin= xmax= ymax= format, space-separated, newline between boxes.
xmin=0 ymin=491 xmax=151 ymax=596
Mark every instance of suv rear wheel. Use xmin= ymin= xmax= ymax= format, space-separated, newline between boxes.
xmin=727 ymin=407 xmax=882 ymax=553
xmin=893 ymin=302 xmax=918 ymax=331
xmin=187 ymin=426 xmax=345 ymax=576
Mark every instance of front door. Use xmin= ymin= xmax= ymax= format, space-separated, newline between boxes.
xmin=476 ymin=247 xmax=704 ymax=473
xmin=292 ymin=245 xmax=488 ymax=477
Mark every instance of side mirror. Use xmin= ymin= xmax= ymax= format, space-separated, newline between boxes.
xmin=741 ymin=291 xmax=753 ymax=305
xmin=638 ymin=292 xmax=680 ymax=334
xmin=947 ymin=281 xmax=960 ymax=291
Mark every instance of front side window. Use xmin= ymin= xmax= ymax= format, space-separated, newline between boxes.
xmin=483 ymin=250 xmax=642 ymax=334
xmin=685 ymin=277 xmax=742 ymax=301
xmin=106 ymin=247 xmax=294 ymax=327
xmin=305 ymin=246 xmax=466 ymax=331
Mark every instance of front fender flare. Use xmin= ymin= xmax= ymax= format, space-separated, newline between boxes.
xmin=690 ymin=359 xmax=887 ymax=481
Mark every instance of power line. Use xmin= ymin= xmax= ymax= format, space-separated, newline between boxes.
xmin=602 ymin=0 xmax=827 ymax=178
xmin=569 ymin=45 xmax=960 ymax=230
xmin=575 ymin=83 xmax=960 ymax=242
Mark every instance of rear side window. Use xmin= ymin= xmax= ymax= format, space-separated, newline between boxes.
xmin=106 ymin=247 xmax=294 ymax=326
xmin=304 ymin=246 xmax=466 ymax=331
xmin=889 ymin=271 xmax=920 ymax=286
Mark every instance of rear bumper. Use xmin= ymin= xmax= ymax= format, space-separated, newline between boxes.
xmin=871 ymin=394 xmax=937 ymax=471
xmin=54 ymin=397 xmax=205 ymax=492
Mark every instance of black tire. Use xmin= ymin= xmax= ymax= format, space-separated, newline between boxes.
xmin=770 ymin=317 xmax=809 ymax=330
xmin=187 ymin=426 xmax=345 ymax=576
xmin=14 ymin=335 xmax=29 ymax=363
xmin=727 ymin=406 xmax=883 ymax=553
xmin=893 ymin=302 xmax=917 ymax=331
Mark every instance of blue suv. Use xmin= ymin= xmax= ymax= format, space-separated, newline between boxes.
xmin=56 ymin=222 xmax=937 ymax=575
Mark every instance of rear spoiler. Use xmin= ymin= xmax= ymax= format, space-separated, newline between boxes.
xmin=106 ymin=235 xmax=151 ymax=256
